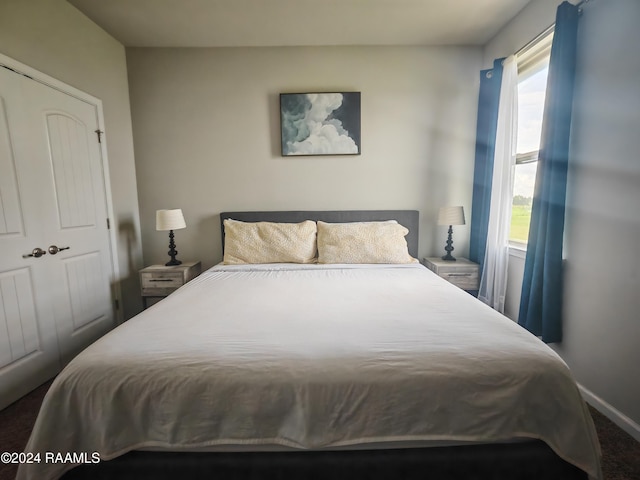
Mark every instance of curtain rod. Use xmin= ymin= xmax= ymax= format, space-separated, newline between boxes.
xmin=515 ymin=0 xmax=594 ymax=56
xmin=515 ymin=24 xmax=554 ymax=57
xmin=575 ymin=0 xmax=595 ymax=14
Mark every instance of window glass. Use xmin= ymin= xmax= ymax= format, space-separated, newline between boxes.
xmin=517 ymin=65 xmax=549 ymax=155
xmin=511 ymin=162 xmax=538 ymax=243
xmin=510 ymin=51 xmax=550 ymax=245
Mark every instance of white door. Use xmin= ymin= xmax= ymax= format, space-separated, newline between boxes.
xmin=0 ymin=66 xmax=60 ymax=409
xmin=0 ymin=65 xmax=116 ymax=409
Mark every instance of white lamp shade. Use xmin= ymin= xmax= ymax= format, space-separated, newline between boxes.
xmin=438 ymin=206 xmax=465 ymax=226
xmin=156 ymin=209 xmax=186 ymax=231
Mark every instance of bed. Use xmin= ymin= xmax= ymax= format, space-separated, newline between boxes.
xmin=18 ymin=210 xmax=601 ymax=480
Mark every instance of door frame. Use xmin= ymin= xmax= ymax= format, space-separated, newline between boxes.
xmin=0 ymin=52 xmax=123 ymax=324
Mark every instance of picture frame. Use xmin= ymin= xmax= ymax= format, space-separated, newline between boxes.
xmin=280 ymin=92 xmax=361 ymax=156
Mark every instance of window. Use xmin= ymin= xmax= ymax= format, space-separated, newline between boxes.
xmin=510 ymin=31 xmax=553 ymax=246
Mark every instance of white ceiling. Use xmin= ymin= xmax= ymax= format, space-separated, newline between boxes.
xmin=68 ymin=0 xmax=532 ymax=48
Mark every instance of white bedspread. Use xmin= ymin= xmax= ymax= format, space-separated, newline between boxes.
xmin=18 ymin=263 xmax=601 ymax=479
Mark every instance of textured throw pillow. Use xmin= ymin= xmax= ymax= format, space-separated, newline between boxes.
xmin=317 ymin=221 xmax=417 ymax=264
xmin=223 ymin=219 xmax=317 ymax=264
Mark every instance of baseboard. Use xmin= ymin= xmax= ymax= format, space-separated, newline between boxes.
xmin=578 ymin=383 xmax=640 ymax=442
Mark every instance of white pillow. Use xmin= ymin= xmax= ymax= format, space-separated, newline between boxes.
xmin=317 ymin=221 xmax=417 ymax=264
xmin=223 ymin=219 xmax=317 ymax=264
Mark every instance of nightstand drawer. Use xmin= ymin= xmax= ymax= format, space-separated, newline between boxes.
xmin=422 ymin=257 xmax=480 ymax=292
xmin=439 ymin=271 xmax=479 ymax=290
xmin=140 ymin=272 xmax=184 ymax=295
xmin=139 ymin=262 xmax=202 ymax=301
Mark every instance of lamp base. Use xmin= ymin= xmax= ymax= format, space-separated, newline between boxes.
xmin=165 ymin=229 xmax=182 ymax=266
xmin=442 ymin=224 xmax=457 ymax=261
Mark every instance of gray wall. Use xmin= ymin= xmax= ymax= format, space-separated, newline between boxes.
xmin=0 ymin=0 xmax=143 ymax=319
xmin=485 ymin=0 xmax=640 ymax=436
xmin=127 ymin=46 xmax=482 ymax=269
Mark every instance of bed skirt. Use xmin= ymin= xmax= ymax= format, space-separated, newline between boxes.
xmin=62 ymin=441 xmax=587 ymax=480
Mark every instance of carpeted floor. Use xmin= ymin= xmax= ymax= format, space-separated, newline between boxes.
xmin=0 ymin=381 xmax=53 ymax=480
xmin=587 ymin=405 xmax=640 ymax=480
xmin=1 ymin=380 xmax=639 ymax=480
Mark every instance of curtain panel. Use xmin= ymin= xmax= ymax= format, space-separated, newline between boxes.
xmin=478 ymin=55 xmax=518 ymax=313
xmin=518 ymin=1 xmax=579 ymax=343
xmin=469 ymin=58 xmax=504 ymax=273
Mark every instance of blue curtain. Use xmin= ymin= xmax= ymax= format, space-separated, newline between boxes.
xmin=518 ymin=1 xmax=579 ymax=343
xmin=469 ymin=58 xmax=504 ymax=273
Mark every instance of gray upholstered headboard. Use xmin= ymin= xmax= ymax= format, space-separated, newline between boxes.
xmin=219 ymin=210 xmax=419 ymax=258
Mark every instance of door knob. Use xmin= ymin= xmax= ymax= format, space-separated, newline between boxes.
xmin=48 ymin=245 xmax=70 ymax=255
xmin=23 ymin=247 xmax=47 ymax=258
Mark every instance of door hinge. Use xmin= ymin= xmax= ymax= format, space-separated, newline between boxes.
xmin=114 ymin=299 xmax=120 ymax=310
xmin=95 ymin=129 xmax=104 ymax=143
xmin=107 ymin=218 xmax=110 ymax=229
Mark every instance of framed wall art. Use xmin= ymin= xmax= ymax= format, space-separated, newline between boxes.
xmin=280 ymin=92 xmax=361 ymax=156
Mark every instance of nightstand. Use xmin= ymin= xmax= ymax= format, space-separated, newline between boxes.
xmin=422 ymin=257 xmax=479 ymax=292
xmin=139 ymin=261 xmax=202 ymax=308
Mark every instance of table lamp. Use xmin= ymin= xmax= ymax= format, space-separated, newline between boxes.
xmin=156 ymin=209 xmax=186 ymax=266
xmin=438 ymin=206 xmax=465 ymax=261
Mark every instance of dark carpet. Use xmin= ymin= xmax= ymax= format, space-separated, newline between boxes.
xmin=1 ymin=380 xmax=638 ymax=479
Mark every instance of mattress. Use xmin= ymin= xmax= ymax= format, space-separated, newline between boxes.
xmin=18 ymin=263 xmax=602 ymax=480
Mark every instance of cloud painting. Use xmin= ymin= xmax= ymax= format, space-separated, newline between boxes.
xmin=280 ymin=92 xmax=361 ymax=156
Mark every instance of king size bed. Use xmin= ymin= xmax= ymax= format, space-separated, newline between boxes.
xmin=18 ymin=210 xmax=601 ymax=480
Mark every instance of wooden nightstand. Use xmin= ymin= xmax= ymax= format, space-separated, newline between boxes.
xmin=422 ymin=257 xmax=479 ymax=292
xmin=139 ymin=261 xmax=202 ymax=308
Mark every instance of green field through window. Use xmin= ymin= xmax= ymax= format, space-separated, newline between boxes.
xmin=510 ymin=205 xmax=532 ymax=243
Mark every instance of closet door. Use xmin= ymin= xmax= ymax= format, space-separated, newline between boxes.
xmin=0 ymin=67 xmax=116 ymax=409
xmin=0 ymin=66 xmax=60 ymax=410
xmin=21 ymin=76 xmax=116 ymax=365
